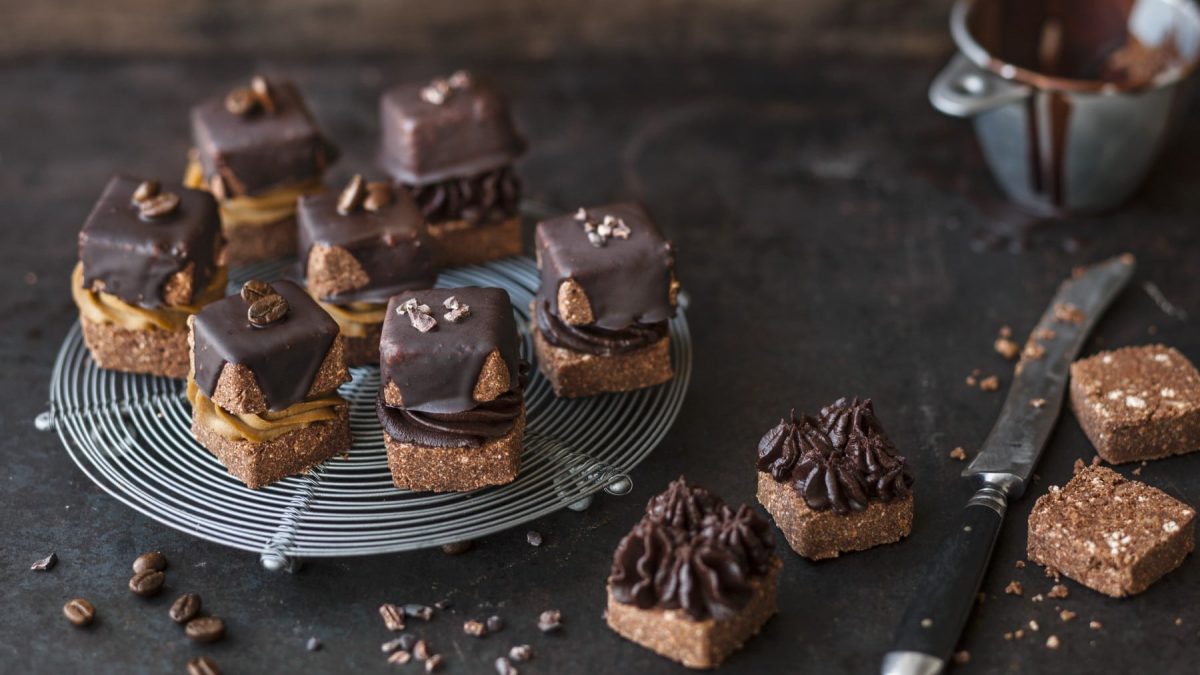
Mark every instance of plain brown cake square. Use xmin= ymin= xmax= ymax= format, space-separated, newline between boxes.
xmin=81 ymin=315 xmax=191 ymax=379
xmin=383 ymin=409 xmax=524 ymax=492
xmin=1027 ymin=465 xmax=1196 ymax=597
xmin=1069 ymin=345 xmax=1200 ymax=463
xmin=532 ymin=316 xmax=672 ymax=398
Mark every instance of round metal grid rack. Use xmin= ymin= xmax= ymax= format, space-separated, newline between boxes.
xmin=41 ymin=257 xmax=691 ymax=571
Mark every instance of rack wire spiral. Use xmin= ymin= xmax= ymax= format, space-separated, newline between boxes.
xmin=41 ymin=257 xmax=691 ymax=570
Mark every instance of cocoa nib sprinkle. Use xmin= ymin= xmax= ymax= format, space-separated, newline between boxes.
xmin=421 ymin=70 xmax=473 ymax=105
xmin=30 ymin=552 xmax=57 ymax=571
xmin=1005 ymin=580 xmax=1024 ymax=596
xmin=443 ymin=296 xmax=471 ymax=323
xmin=226 ymin=75 xmax=276 ymax=116
xmin=979 ymin=375 xmax=1000 ymax=392
xmin=398 ymin=298 xmax=437 ymax=332
xmin=576 ymin=208 xmax=632 ymax=248
xmin=1054 ymin=302 xmax=1086 ymax=324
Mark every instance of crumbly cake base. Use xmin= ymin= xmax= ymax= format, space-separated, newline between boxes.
xmin=756 ymin=472 xmax=913 ymax=560
xmin=222 ymin=214 xmax=298 ymax=266
xmin=605 ymin=558 xmax=780 ymax=669
xmin=191 ymin=403 xmax=350 ymax=489
xmin=81 ymin=314 xmax=190 ymax=379
xmin=342 ymin=320 xmax=385 ymax=368
xmin=428 ymin=215 xmax=522 ymax=267
xmin=1027 ymin=465 xmax=1196 ymax=597
xmin=383 ymin=410 xmax=525 ymax=492
xmin=532 ymin=324 xmax=672 ymax=398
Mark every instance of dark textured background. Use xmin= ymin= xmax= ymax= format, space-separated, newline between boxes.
xmin=3 ymin=2 xmax=1200 ymax=674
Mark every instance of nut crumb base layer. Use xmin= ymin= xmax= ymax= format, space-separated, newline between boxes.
xmin=383 ymin=411 xmax=525 ymax=492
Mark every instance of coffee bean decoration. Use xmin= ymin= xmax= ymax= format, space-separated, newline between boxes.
xmin=187 ymin=656 xmax=221 ymax=675
xmin=337 ymin=174 xmax=367 ymax=215
xmin=132 ymin=551 xmax=167 ymax=574
xmin=248 ymin=294 xmax=289 ymax=327
xmin=224 ymin=87 xmax=258 ymax=116
xmin=185 ymin=616 xmax=226 ymax=644
xmin=139 ymin=192 xmax=180 ymax=219
xmin=240 ymin=279 xmax=275 ymax=304
xmin=169 ymin=592 xmax=202 ymax=624
xmin=63 ymin=598 xmax=95 ymax=627
xmin=132 ymin=180 xmax=160 ymax=204
xmin=129 ymin=569 xmax=165 ymax=597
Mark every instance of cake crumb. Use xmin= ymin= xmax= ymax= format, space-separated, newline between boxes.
xmin=1060 ymin=610 xmax=1077 ymax=622
xmin=1175 ymin=617 xmax=1183 ymax=626
xmin=1015 ymin=560 xmax=1026 ymax=569
xmin=999 ymin=325 xmax=1013 ymax=338
xmin=949 ymin=447 xmax=967 ymax=461
xmin=1031 ymin=594 xmax=1045 ymax=603
xmin=1031 ymin=398 xmax=1047 ymax=408
xmin=1132 ymin=466 xmax=1143 ymax=476
xmin=953 ymin=651 xmax=970 ymax=665
xmin=1029 ymin=620 xmax=1040 ymax=632
xmin=980 ymin=376 xmax=1000 ymax=391
xmin=995 ymin=337 xmax=1020 ymax=360
xmin=1048 ymin=584 xmax=1069 ymax=599
xmin=1089 ymin=620 xmax=1103 ymax=630
xmin=1023 ymin=341 xmax=1046 ymax=360
xmin=1054 ymin=303 xmax=1085 ymax=324
xmin=1004 ymin=632 xmax=1014 ymax=641
xmin=966 ymin=375 xmax=978 ymax=387
xmin=1046 ymin=635 xmax=1061 ymax=649
xmin=1015 ymin=629 xmax=1025 ymax=639
xmin=1005 ymin=581 xmax=1023 ymax=596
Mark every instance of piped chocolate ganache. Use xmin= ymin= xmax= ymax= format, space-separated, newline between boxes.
xmin=757 ymin=398 xmax=913 ymax=516
xmin=409 ymin=165 xmax=521 ymax=227
xmin=610 ymin=477 xmax=776 ymax=622
xmin=378 ymin=363 xmax=528 ymax=448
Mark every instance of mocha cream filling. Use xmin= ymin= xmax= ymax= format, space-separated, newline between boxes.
xmin=71 ymin=262 xmax=227 ymax=332
xmin=184 ymin=158 xmax=323 ymax=229
xmin=312 ymin=295 xmax=387 ymax=339
xmin=187 ymin=379 xmax=342 ymax=443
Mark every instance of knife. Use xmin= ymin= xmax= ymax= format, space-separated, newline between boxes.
xmin=881 ymin=254 xmax=1136 ymax=675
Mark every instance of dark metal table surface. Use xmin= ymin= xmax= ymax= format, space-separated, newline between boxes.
xmin=2 ymin=54 xmax=1198 ymax=675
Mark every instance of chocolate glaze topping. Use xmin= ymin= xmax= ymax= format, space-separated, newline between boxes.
xmin=609 ymin=477 xmax=775 ymax=621
xmin=192 ymin=281 xmax=339 ymax=412
xmin=535 ymin=202 xmax=676 ymax=331
xmin=380 ymin=287 xmax=520 ymax=414
xmin=191 ymin=79 xmax=338 ymax=196
xmin=298 ymin=183 xmax=438 ymax=304
xmin=79 ymin=174 xmax=221 ymax=309
xmin=406 ymin=165 xmax=521 ymax=226
xmin=378 ymin=76 xmax=526 ymax=186
xmin=536 ymin=300 xmax=666 ymax=356
xmin=757 ymin=398 xmax=913 ymax=516
xmin=377 ymin=363 xmax=527 ymax=448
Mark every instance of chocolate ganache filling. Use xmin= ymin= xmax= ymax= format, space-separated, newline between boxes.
xmin=757 ymin=398 xmax=913 ymax=516
xmin=537 ymin=300 xmax=667 ymax=356
xmin=609 ymin=477 xmax=775 ymax=622
xmin=407 ymin=165 xmax=520 ymax=226
xmin=378 ymin=363 xmax=528 ymax=448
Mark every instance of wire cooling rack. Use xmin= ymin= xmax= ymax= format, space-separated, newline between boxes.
xmin=40 ymin=257 xmax=691 ymax=570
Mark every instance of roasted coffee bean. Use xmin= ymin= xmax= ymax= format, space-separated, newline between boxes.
xmin=412 ymin=639 xmax=431 ymax=660
xmin=187 ymin=656 xmax=220 ymax=675
xmin=132 ymin=180 xmax=160 ymax=204
xmin=240 ymin=280 xmax=274 ymax=304
xmin=132 ymin=551 xmax=167 ymax=574
xmin=363 ymin=182 xmax=393 ymax=212
xmin=225 ymin=87 xmax=258 ymax=116
xmin=379 ymin=603 xmax=406 ymax=631
xmin=405 ymin=604 xmax=434 ymax=621
xmin=185 ymin=616 xmax=226 ymax=643
xmin=30 ymin=552 xmax=57 ymax=571
xmin=337 ymin=175 xmax=367 ymax=214
xmin=63 ymin=598 xmax=95 ymax=627
xmin=129 ymin=569 xmax=165 ymax=597
xmin=463 ymin=620 xmax=486 ymax=637
xmin=495 ymin=656 xmax=518 ymax=675
xmin=440 ymin=540 xmax=472 ymax=555
xmin=425 ymin=654 xmax=444 ymax=673
xmin=250 ymin=75 xmax=275 ymax=113
xmin=526 ymin=531 xmax=543 ymax=547
xmin=139 ymin=192 xmax=180 ymax=219
xmin=381 ymin=634 xmax=414 ymax=653
xmin=248 ymin=294 xmax=288 ymax=327
xmin=486 ymin=615 xmax=504 ymax=633
xmin=537 ymin=609 xmax=562 ymax=633
xmin=387 ymin=650 xmax=411 ymax=665
xmin=169 ymin=592 xmax=202 ymax=624
xmin=508 ymin=644 xmax=532 ymax=663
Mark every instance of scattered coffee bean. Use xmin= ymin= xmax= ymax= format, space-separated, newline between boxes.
xmin=129 ymin=569 xmax=165 ymax=597
xmin=495 ymin=656 xmax=519 ymax=675
xmin=508 ymin=644 xmax=532 ymax=663
xmin=440 ymin=540 xmax=472 ymax=555
xmin=240 ymin=280 xmax=275 ymax=304
xmin=463 ymin=619 xmax=486 ymax=637
xmin=379 ymin=603 xmax=406 ymax=631
xmin=30 ymin=552 xmax=57 ymax=571
xmin=139 ymin=192 xmax=180 ymax=219
xmin=248 ymin=294 xmax=289 ymax=327
xmin=63 ymin=598 xmax=95 ymax=627
xmin=425 ymin=654 xmax=444 ymax=673
xmin=306 ymin=636 xmax=322 ymax=652
xmin=169 ymin=592 xmax=202 ymax=624
xmin=337 ymin=175 xmax=367 ymax=214
xmin=132 ymin=551 xmax=168 ymax=574
xmin=185 ymin=616 xmax=226 ymax=643
xmin=225 ymin=87 xmax=258 ymax=116
xmin=381 ymin=635 xmax=414 ymax=653
xmin=405 ymin=604 xmax=434 ymax=621
xmin=387 ymin=650 xmax=412 ymax=665
xmin=537 ymin=609 xmax=562 ymax=633
xmin=486 ymin=615 xmax=504 ymax=633
xmin=412 ymin=639 xmax=431 ymax=660
xmin=132 ymin=180 xmax=160 ymax=204
xmin=526 ymin=531 xmax=543 ymax=547
xmin=187 ymin=656 xmax=220 ymax=675
xmin=250 ymin=75 xmax=275 ymax=113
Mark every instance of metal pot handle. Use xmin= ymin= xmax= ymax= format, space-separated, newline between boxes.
xmin=930 ymin=53 xmax=1033 ymax=117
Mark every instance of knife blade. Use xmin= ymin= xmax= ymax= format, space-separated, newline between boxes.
xmin=881 ymin=254 xmax=1136 ymax=675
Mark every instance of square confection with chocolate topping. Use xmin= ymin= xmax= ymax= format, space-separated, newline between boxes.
xmin=377 ymin=287 xmax=525 ymax=492
xmin=532 ymin=202 xmax=678 ymax=398
xmin=378 ymin=71 xmax=526 ymax=266
xmin=1028 ymin=464 xmax=1195 ymax=597
xmin=187 ymin=280 xmax=350 ymax=489
xmin=1069 ymin=345 xmax=1200 ymax=464
xmin=298 ymin=175 xmax=439 ymax=366
xmin=73 ymin=174 xmax=227 ymax=379
xmin=188 ymin=75 xmax=338 ymax=264
xmin=755 ymin=398 xmax=914 ymax=560
xmin=606 ymin=477 xmax=780 ymax=669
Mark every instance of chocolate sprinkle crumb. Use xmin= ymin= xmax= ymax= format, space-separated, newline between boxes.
xmin=30 ymin=552 xmax=57 ymax=571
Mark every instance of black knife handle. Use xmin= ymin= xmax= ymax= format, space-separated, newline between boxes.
xmin=881 ymin=486 xmax=1007 ymax=675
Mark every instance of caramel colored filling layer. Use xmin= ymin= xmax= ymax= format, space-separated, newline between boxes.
xmin=184 ymin=158 xmax=324 ymax=229
xmin=72 ymin=262 xmax=227 ymax=332
xmin=187 ymin=379 xmax=342 ymax=443
xmin=312 ymin=295 xmax=387 ymax=339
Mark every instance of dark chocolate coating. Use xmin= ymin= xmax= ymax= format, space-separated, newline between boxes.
xmin=535 ymin=202 xmax=676 ymax=331
xmin=377 ymin=78 xmax=526 ymax=186
xmin=191 ymin=80 xmax=338 ymax=196
xmin=297 ymin=185 xmax=439 ymax=304
xmin=536 ymin=299 xmax=666 ymax=356
xmin=78 ymin=174 xmax=221 ymax=309
xmin=405 ymin=165 xmax=521 ymax=226
xmin=192 ymin=280 xmax=339 ymax=412
xmin=380 ymin=287 xmax=520 ymax=414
